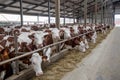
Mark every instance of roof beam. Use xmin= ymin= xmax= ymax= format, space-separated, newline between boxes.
xmin=24 ymin=0 xmax=48 ymax=13
xmin=0 ymin=0 xmax=18 ymax=9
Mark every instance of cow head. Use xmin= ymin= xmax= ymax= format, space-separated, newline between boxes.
xmin=0 ymin=28 xmax=5 ymax=34
xmin=0 ymin=45 xmax=4 ymax=52
xmin=0 ymin=40 xmax=7 ymax=48
xmin=13 ymin=29 xmax=20 ymax=36
xmin=7 ymin=36 xmax=14 ymax=43
xmin=30 ymin=53 xmax=43 ymax=76
xmin=31 ymin=26 xmax=39 ymax=31
xmin=51 ymin=28 xmax=60 ymax=40
xmin=0 ymin=34 xmax=5 ymax=41
xmin=0 ymin=47 xmax=10 ymax=61
xmin=33 ymin=32 xmax=49 ymax=48
xmin=70 ymin=27 xmax=75 ymax=37
xmin=61 ymin=28 xmax=71 ymax=39
xmin=59 ymin=29 xmax=64 ymax=39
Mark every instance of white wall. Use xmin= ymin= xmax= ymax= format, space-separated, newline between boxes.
xmin=115 ymin=14 xmax=120 ymax=27
xmin=0 ymin=13 xmax=74 ymax=25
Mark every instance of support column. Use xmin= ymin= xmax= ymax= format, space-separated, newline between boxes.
xmin=95 ymin=0 xmax=97 ymax=24
xmin=113 ymin=5 xmax=115 ymax=26
xmin=37 ymin=15 xmax=39 ymax=24
xmin=48 ymin=0 xmax=50 ymax=27
xmin=79 ymin=16 xmax=82 ymax=24
xmin=63 ymin=2 xmax=66 ymax=25
xmin=91 ymin=12 xmax=94 ymax=23
xmin=84 ymin=0 xmax=87 ymax=27
xmin=73 ymin=5 xmax=75 ymax=24
xmin=104 ymin=1 xmax=107 ymax=24
xmin=101 ymin=1 xmax=103 ymax=24
xmin=55 ymin=0 xmax=60 ymax=29
xmin=103 ymin=6 xmax=105 ymax=24
xmin=20 ymin=0 xmax=23 ymax=26
xmin=89 ymin=13 xmax=91 ymax=23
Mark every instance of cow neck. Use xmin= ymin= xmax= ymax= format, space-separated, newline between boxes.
xmin=43 ymin=47 xmax=50 ymax=56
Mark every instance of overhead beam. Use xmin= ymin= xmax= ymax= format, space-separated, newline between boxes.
xmin=0 ymin=0 xmax=18 ymax=9
xmin=24 ymin=1 xmax=48 ymax=13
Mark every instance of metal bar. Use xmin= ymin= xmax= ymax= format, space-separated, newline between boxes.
xmin=55 ymin=0 xmax=60 ymax=29
xmin=20 ymin=0 xmax=23 ymax=26
xmin=84 ymin=0 xmax=87 ymax=26
xmin=48 ymin=0 xmax=50 ymax=27
xmin=0 ymin=27 xmax=105 ymax=66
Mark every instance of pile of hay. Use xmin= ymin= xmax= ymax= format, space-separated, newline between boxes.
xmin=32 ymin=29 xmax=112 ymax=80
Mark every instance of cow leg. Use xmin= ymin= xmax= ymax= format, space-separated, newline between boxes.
xmin=92 ymin=37 xmax=96 ymax=43
xmin=0 ymin=71 xmax=6 ymax=80
xmin=65 ymin=45 xmax=72 ymax=50
xmin=79 ymin=41 xmax=86 ymax=52
xmin=84 ymin=39 xmax=89 ymax=49
xmin=11 ymin=61 xmax=17 ymax=74
xmin=60 ymin=43 xmax=65 ymax=50
xmin=46 ymin=48 xmax=52 ymax=62
xmin=18 ymin=61 xmax=29 ymax=70
xmin=4 ymin=64 xmax=13 ymax=79
xmin=43 ymin=47 xmax=52 ymax=62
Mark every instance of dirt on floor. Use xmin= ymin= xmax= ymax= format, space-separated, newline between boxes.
xmin=32 ymin=29 xmax=112 ymax=80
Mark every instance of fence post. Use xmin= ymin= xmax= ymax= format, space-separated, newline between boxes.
xmin=14 ymin=33 xmax=19 ymax=75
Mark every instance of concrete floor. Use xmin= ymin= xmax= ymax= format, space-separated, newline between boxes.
xmin=61 ymin=28 xmax=120 ymax=80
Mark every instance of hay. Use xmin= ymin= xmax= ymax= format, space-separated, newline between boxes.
xmin=32 ymin=29 xmax=112 ymax=80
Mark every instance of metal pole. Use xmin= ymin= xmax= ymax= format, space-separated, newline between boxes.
xmin=103 ymin=6 xmax=105 ymax=24
xmin=101 ymin=1 xmax=103 ymax=24
xmin=14 ymin=34 xmax=19 ymax=74
xmin=73 ymin=12 xmax=75 ymax=24
xmin=103 ymin=0 xmax=107 ymax=24
xmin=20 ymin=0 xmax=23 ymax=26
xmin=73 ymin=5 xmax=75 ymax=24
xmin=79 ymin=17 xmax=81 ymax=24
xmin=113 ymin=5 xmax=115 ymax=26
xmin=55 ymin=0 xmax=60 ymax=29
xmin=89 ymin=13 xmax=91 ymax=23
xmin=95 ymin=0 xmax=97 ymax=24
xmin=48 ymin=0 xmax=50 ymax=27
xmin=92 ymin=12 xmax=94 ymax=23
xmin=63 ymin=2 xmax=66 ymax=25
xmin=84 ymin=0 xmax=87 ymax=27
xmin=37 ymin=15 xmax=39 ymax=24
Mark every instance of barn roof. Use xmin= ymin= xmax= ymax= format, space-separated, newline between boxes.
xmin=0 ymin=0 xmax=119 ymax=18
